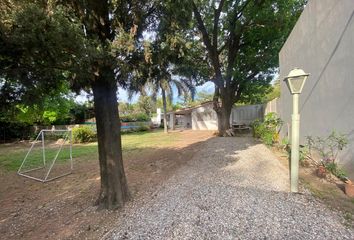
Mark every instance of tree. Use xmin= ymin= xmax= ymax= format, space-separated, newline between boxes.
xmin=70 ymin=102 xmax=92 ymax=124
xmin=0 ymin=1 xmax=157 ymax=209
xmin=136 ymin=2 xmax=196 ymax=133
xmin=137 ymin=95 xmax=156 ymax=117
xmin=148 ymin=75 xmax=195 ymax=133
xmin=196 ymin=91 xmax=213 ymax=103
xmin=179 ymin=0 xmax=305 ymax=135
xmin=14 ymin=94 xmax=75 ymax=125
xmin=121 ymin=1 xmax=205 ymax=133
xmin=266 ymin=80 xmax=280 ymax=101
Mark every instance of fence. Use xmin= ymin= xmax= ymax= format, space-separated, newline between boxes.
xmin=231 ymin=104 xmax=264 ymax=125
xmin=34 ymin=122 xmax=151 ymax=133
xmin=264 ymin=98 xmax=279 ymax=115
xmin=1 ymin=121 xmax=151 ymax=142
xmin=231 ymin=98 xmax=279 ymax=125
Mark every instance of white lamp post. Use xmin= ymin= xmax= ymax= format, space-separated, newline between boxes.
xmin=284 ymin=68 xmax=309 ymax=192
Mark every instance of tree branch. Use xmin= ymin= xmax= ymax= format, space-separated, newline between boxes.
xmin=191 ymin=1 xmax=213 ymax=52
xmin=192 ymin=1 xmax=222 ymax=88
xmin=212 ymin=0 xmax=225 ymax=48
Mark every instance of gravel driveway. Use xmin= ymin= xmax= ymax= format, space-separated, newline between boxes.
xmin=105 ymin=136 xmax=353 ymax=239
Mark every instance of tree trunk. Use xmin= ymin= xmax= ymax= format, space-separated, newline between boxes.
xmin=216 ymin=98 xmax=233 ymax=136
xmin=161 ymin=88 xmax=168 ymax=133
xmin=92 ymin=76 xmax=129 ymax=210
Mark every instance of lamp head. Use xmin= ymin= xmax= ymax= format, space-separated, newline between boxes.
xmin=284 ymin=68 xmax=309 ymax=94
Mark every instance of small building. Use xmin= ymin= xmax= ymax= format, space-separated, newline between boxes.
xmin=279 ymin=0 xmax=354 ymax=177
xmin=167 ymin=101 xmax=271 ymax=131
xmin=167 ymin=101 xmax=217 ymax=130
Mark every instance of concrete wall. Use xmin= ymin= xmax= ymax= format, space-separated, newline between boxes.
xmin=192 ymin=103 xmax=218 ymax=130
xmin=279 ymin=0 xmax=354 ymax=177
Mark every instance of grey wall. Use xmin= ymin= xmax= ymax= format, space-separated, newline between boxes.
xmin=231 ymin=104 xmax=265 ymax=125
xmin=279 ymin=0 xmax=354 ymax=178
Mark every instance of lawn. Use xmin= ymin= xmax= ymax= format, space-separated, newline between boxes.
xmin=0 ymin=130 xmax=183 ymax=171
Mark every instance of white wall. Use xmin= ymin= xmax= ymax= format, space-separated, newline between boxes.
xmin=192 ymin=103 xmax=218 ymax=130
xmin=183 ymin=114 xmax=192 ymax=128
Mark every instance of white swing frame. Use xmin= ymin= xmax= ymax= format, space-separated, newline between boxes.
xmin=17 ymin=129 xmax=73 ymax=182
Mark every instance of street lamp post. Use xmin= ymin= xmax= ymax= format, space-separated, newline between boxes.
xmin=284 ymin=68 xmax=309 ymax=193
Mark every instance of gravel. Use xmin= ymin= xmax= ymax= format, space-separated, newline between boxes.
xmin=105 ymin=136 xmax=354 ymax=240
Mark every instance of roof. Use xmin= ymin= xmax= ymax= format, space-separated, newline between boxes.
xmin=168 ymin=101 xmax=214 ymax=115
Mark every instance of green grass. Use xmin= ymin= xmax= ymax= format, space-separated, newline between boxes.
xmin=0 ymin=130 xmax=182 ymax=171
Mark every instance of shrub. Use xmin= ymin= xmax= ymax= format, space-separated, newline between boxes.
xmin=0 ymin=121 xmax=33 ymax=141
xmin=306 ymin=131 xmax=348 ymax=163
xmin=251 ymin=112 xmax=283 ymax=146
xmin=120 ymin=123 xmax=151 ymax=135
xmin=137 ymin=125 xmax=150 ymax=132
xmin=280 ymin=137 xmax=290 ymax=150
xmin=299 ymin=145 xmax=309 ymax=162
xmin=299 ymin=145 xmax=310 ymax=166
xmin=72 ymin=126 xmax=96 ymax=143
xmin=120 ymin=113 xmax=150 ymax=122
xmin=306 ymin=131 xmax=348 ymax=180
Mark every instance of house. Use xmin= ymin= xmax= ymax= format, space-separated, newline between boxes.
xmin=167 ymin=101 xmax=273 ymax=131
xmin=168 ymin=101 xmax=218 ymax=130
xmin=279 ymin=0 xmax=354 ymax=177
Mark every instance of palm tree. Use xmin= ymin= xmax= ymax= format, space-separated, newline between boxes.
xmin=146 ymin=61 xmax=196 ymax=133
xmin=126 ymin=59 xmax=195 ymax=133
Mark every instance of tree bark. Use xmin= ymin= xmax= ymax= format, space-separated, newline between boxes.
xmin=161 ymin=88 xmax=168 ymax=133
xmin=92 ymin=72 xmax=129 ymax=210
xmin=215 ymin=95 xmax=233 ymax=136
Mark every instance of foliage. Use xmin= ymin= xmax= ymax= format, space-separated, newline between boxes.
xmin=306 ymin=131 xmax=348 ymax=164
xmin=122 ymin=1 xmax=198 ymax=133
xmin=251 ymin=112 xmax=283 ymax=146
xmin=168 ymin=0 xmax=306 ymax=133
xmin=0 ymin=121 xmax=32 ymax=141
xmin=137 ymin=95 xmax=156 ymax=117
xmin=118 ymin=102 xmax=136 ymax=116
xmin=280 ymin=137 xmax=290 ymax=149
xmin=299 ymin=145 xmax=310 ymax=166
xmin=1 ymin=0 xmax=161 ymax=209
xmin=119 ymin=96 xmax=156 ymax=118
xmin=120 ymin=113 xmax=150 ymax=123
xmin=239 ymin=80 xmax=280 ymax=105
xmin=299 ymin=145 xmax=309 ymax=162
xmin=156 ymin=97 xmax=174 ymax=112
xmin=121 ymin=124 xmax=151 ymax=134
xmin=196 ymin=91 xmax=214 ymax=103
xmin=306 ymin=131 xmax=348 ymax=180
xmin=266 ymin=80 xmax=281 ymax=102
xmin=237 ymin=83 xmax=273 ymax=105
xmin=72 ymin=126 xmax=96 ymax=143
xmin=181 ymin=90 xmax=214 ymax=108
xmin=324 ymin=162 xmax=347 ymax=181
xmin=0 ymin=3 xmax=90 ymax=106
xmin=1 ymin=92 xmax=91 ymax=126
xmin=70 ymin=103 xmax=91 ymax=124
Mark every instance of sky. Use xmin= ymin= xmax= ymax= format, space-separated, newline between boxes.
xmin=75 ymin=81 xmax=215 ymax=104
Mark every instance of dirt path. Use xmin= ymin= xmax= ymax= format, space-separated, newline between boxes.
xmin=106 ymin=136 xmax=354 ymax=239
xmin=0 ymin=130 xmax=214 ymax=240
